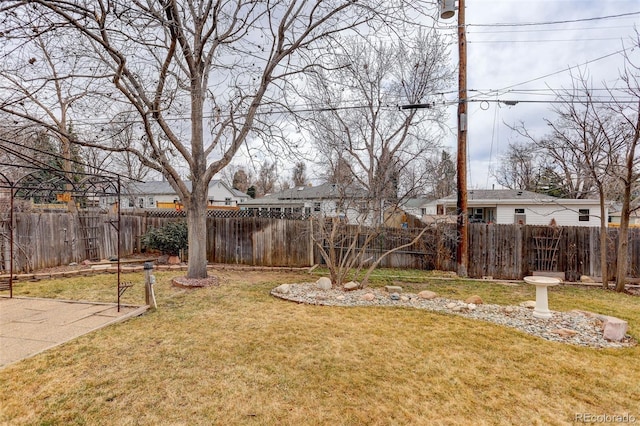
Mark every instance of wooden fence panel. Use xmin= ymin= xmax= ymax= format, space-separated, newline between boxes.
xmin=7 ymin=211 xmax=640 ymax=281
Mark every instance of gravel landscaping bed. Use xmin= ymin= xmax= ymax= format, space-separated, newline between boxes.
xmin=272 ymin=282 xmax=636 ymax=349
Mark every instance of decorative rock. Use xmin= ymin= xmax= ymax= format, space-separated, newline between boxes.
xmin=274 ymin=284 xmax=291 ymax=294
xmin=68 ymin=262 xmax=78 ymax=267
xmin=467 ymin=303 xmax=477 ymax=311
xmin=446 ymin=302 xmax=457 ymax=309
xmin=452 ymin=305 xmax=468 ymax=312
xmin=361 ymin=293 xmax=375 ymax=301
xmin=580 ymin=275 xmax=595 ymax=284
xmin=418 ymin=290 xmax=437 ymax=300
xmin=390 ymin=292 xmax=400 ymax=301
xmin=520 ymin=301 xmax=536 ymax=309
xmin=336 ymin=295 xmax=346 ymax=301
xmin=385 ymin=285 xmax=403 ymax=293
xmin=551 ymin=328 xmax=578 ymax=338
xmin=316 ymin=277 xmax=332 ymax=290
xmin=465 ymin=295 xmax=483 ymax=305
xmin=400 ymin=296 xmax=410 ymax=302
xmin=503 ymin=306 xmax=515 ymax=314
xmin=602 ymin=316 xmax=629 ymax=342
xmin=343 ymin=281 xmax=359 ymax=291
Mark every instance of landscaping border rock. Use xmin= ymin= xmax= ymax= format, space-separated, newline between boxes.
xmin=271 ymin=282 xmax=635 ymax=349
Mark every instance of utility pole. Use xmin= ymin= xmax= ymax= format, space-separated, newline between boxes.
xmin=440 ymin=0 xmax=468 ymax=277
xmin=456 ymin=0 xmax=468 ymax=277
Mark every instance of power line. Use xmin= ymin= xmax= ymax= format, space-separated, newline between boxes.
xmin=468 ymin=37 xmax=626 ymax=44
xmin=467 ymin=11 xmax=640 ymax=28
xmin=468 ymin=24 xmax=635 ymax=34
xmin=467 ymin=47 xmax=630 ymax=100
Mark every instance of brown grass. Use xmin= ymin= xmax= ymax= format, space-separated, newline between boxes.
xmin=1 ymin=269 xmax=639 ymax=425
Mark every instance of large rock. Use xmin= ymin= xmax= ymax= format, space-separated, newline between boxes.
xmin=465 ymin=295 xmax=483 ymax=305
xmin=274 ymin=284 xmax=291 ymax=294
xmin=551 ymin=328 xmax=578 ymax=338
xmin=580 ymin=275 xmax=596 ymax=284
xmin=602 ymin=316 xmax=629 ymax=342
xmin=385 ymin=285 xmax=403 ymax=293
xmin=316 ymin=277 xmax=332 ymax=290
xmin=361 ymin=293 xmax=375 ymax=301
xmin=520 ymin=301 xmax=536 ymax=309
xmin=418 ymin=290 xmax=437 ymax=300
xmin=343 ymin=281 xmax=359 ymax=291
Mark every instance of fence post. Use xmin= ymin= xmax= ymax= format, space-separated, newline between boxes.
xmin=308 ymin=216 xmax=314 ymax=267
xmin=144 ymin=261 xmax=157 ymax=309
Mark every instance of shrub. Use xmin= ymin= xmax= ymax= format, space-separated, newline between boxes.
xmin=142 ymin=221 xmax=188 ymax=256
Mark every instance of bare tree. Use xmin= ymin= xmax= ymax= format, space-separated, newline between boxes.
xmin=1 ymin=0 xmax=427 ymax=278
xmin=296 ymin=31 xmax=453 ymax=286
xmin=255 ymin=161 xmax=277 ymax=196
xmin=536 ymin=72 xmax=626 ymax=288
xmin=299 ymin=32 xmax=452 ymax=225
xmin=231 ymin=168 xmax=249 ymax=193
xmin=510 ymin=49 xmax=640 ymax=292
xmin=611 ymin=42 xmax=640 ymax=292
xmin=291 ymin=162 xmax=307 ymax=187
xmin=0 ymin=30 xmax=107 ymax=210
xmin=494 ymin=141 xmax=542 ymax=192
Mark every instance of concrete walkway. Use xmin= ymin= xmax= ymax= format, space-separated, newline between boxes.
xmin=0 ymin=296 xmax=147 ymax=369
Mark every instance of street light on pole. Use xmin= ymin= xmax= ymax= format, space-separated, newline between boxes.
xmin=440 ymin=0 xmax=468 ymax=277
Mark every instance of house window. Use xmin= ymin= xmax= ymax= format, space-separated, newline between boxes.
xmin=128 ymin=198 xmax=134 ymax=208
xmin=579 ymin=209 xmax=590 ymax=222
xmin=138 ymin=198 xmax=144 ymax=208
xmin=225 ymin=197 xmax=232 ymax=206
xmin=515 ymin=208 xmax=525 ymax=214
xmin=148 ymin=197 xmax=154 ymax=206
xmin=314 ymin=202 xmax=321 ymax=212
xmin=421 ymin=208 xmax=427 ymax=215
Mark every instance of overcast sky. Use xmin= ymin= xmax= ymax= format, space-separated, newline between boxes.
xmin=434 ymin=0 xmax=639 ymax=190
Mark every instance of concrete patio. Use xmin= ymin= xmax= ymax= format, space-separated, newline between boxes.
xmin=0 ymin=296 xmax=147 ymax=369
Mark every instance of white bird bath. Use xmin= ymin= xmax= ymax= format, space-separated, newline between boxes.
xmin=523 ymin=276 xmax=561 ymax=319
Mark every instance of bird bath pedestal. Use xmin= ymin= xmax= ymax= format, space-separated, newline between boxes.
xmin=523 ymin=276 xmax=560 ymax=319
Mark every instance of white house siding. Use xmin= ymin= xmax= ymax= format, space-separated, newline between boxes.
xmin=495 ymin=203 xmax=602 ymax=227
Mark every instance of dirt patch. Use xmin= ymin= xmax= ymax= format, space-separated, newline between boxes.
xmin=171 ymin=276 xmax=219 ymax=288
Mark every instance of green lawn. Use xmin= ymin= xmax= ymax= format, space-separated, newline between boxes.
xmin=1 ymin=269 xmax=638 ymax=425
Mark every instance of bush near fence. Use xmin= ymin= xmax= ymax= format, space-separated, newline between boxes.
xmin=1 ymin=210 xmax=638 ymax=281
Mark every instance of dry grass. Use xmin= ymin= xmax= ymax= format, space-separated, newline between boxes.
xmin=1 ymin=269 xmax=639 ymax=425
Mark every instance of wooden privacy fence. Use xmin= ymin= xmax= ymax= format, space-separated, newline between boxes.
xmin=2 ymin=211 xmax=640 ymax=281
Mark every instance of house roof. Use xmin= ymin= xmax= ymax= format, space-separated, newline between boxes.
xmin=241 ymin=183 xmax=365 ymax=206
xmin=438 ymin=189 xmax=599 ymax=205
xmin=403 ymin=197 xmax=436 ymax=208
xmin=124 ymin=180 xmax=248 ymax=198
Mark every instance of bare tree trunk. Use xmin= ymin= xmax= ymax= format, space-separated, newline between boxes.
xmin=598 ymin=186 xmax=608 ymax=288
xmin=615 ymin=195 xmax=630 ymax=292
xmin=186 ymin=184 xmax=208 ymax=279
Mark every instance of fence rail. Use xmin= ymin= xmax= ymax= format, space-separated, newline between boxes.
xmin=1 ymin=211 xmax=639 ymax=281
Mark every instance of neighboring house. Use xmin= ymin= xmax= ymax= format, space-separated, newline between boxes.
xmin=401 ymin=197 xmax=455 ymax=225
xmin=608 ymin=206 xmax=640 ymax=227
xmin=432 ymin=189 xmax=605 ymax=227
xmin=102 ymin=180 xmax=249 ymax=210
xmin=239 ymin=183 xmax=371 ymax=223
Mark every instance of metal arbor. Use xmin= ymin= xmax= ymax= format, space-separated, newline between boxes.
xmin=0 ymin=169 xmax=132 ymax=311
